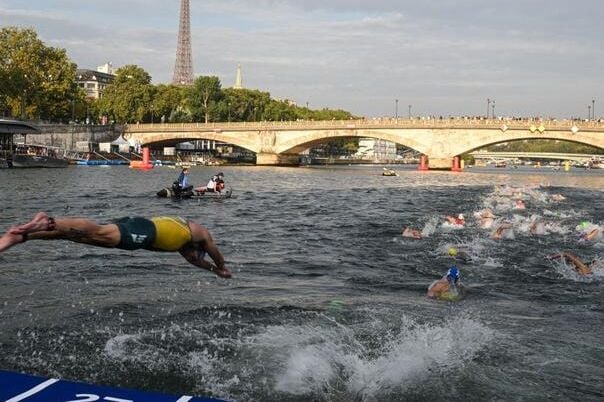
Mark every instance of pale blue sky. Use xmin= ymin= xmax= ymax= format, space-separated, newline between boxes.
xmin=1 ymin=0 xmax=603 ymax=118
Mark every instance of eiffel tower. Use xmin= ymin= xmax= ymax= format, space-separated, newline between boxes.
xmin=172 ymin=0 xmax=194 ymax=85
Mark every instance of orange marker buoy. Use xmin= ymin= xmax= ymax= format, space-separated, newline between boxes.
xmin=130 ymin=147 xmax=153 ymax=169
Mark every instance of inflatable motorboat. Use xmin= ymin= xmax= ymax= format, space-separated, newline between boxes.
xmin=157 ymin=184 xmax=232 ymax=199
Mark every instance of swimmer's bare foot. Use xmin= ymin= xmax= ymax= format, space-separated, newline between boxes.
xmin=9 ymin=212 xmax=52 ymax=235
xmin=0 ymin=227 xmax=27 ymax=253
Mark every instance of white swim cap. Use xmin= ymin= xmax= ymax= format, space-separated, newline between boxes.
xmin=458 ymin=214 xmax=464 ymax=220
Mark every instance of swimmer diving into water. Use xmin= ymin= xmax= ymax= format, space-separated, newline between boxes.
xmin=0 ymin=212 xmax=231 ymax=278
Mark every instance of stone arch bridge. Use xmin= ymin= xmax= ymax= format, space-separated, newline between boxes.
xmin=123 ymin=119 xmax=604 ymax=169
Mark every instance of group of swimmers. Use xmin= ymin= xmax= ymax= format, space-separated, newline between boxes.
xmin=1 ymin=183 xmax=601 ymax=301
xmin=402 ymin=184 xmax=602 ymax=300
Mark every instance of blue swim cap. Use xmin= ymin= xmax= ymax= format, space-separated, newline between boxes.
xmin=447 ymin=266 xmax=459 ymax=280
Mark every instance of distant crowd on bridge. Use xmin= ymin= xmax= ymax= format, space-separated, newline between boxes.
xmin=129 ymin=115 xmax=604 ymax=130
xmin=369 ymin=116 xmax=603 ymax=123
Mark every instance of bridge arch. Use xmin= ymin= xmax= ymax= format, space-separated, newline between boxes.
xmin=276 ymin=129 xmax=427 ymax=155
xmin=450 ymin=130 xmax=604 ymax=156
xmin=125 ymin=130 xmax=260 ymax=154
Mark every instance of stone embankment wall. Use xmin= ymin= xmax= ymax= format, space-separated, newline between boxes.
xmin=21 ymin=124 xmax=125 ymax=151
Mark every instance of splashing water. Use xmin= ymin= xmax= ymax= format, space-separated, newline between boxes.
xmin=248 ymin=315 xmax=495 ymax=400
xmin=421 ymin=217 xmax=439 ymax=237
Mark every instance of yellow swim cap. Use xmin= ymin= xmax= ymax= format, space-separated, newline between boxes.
xmin=448 ymin=247 xmax=458 ymax=257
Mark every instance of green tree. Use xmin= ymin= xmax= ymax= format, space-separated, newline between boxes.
xmin=152 ymin=84 xmax=187 ymax=123
xmin=0 ymin=26 xmax=80 ymax=121
xmin=263 ymin=99 xmax=297 ymax=121
xmin=96 ymin=65 xmax=154 ymax=123
xmin=306 ymin=107 xmax=354 ymax=121
xmin=189 ymin=76 xmax=222 ymax=123
xmin=221 ymin=88 xmax=272 ymax=122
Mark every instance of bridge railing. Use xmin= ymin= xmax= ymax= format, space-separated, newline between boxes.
xmin=471 ymin=151 xmax=603 ymax=159
xmin=125 ymin=118 xmax=604 ymax=132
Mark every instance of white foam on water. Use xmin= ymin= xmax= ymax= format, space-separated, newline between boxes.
xmin=421 ymin=216 xmax=439 ymax=237
xmin=483 ymin=257 xmax=503 ymax=267
xmin=248 ymin=315 xmax=494 ymax=399
xmin=441 ymin=222 xmax=464 ymax=231
xmin=544 ymin=221 xmax=570 ymax=235
xmin=589 ymin=257 xmax=604 ymax=277
xmin=104 ymin=334 xmax=143 ymax=359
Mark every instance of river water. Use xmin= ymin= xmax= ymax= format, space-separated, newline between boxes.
xmin=0 ymin=165 xmax=603 ymax=402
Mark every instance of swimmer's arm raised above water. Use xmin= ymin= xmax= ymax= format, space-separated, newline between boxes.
xmin=545 ymin=252 xmax=592 ymax=275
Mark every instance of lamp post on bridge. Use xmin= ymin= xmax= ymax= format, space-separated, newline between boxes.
xmin=588 ymin=105 xmax=591 ymax=120
xmin=408 ymin=104 xmax=412 ymax=119
xmin=491 ymin=100 xmax=495 ymax=119
xmin=395 ymin=99 xmax=399 ymax=120
xmin=592 ymin=99 xmax=595 ymax=120
xmin=487 ymin=98 xmax=491 ymax=119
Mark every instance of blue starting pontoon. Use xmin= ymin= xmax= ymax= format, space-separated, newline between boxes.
xmin=0 ymin=370 xmax=229 ymax=402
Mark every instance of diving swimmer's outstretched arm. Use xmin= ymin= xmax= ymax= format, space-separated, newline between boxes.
xmin=182 ymin=222 xmax=232 ymax=278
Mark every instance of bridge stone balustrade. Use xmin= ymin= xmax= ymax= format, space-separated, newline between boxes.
xmin=123 ymin=119 xmax=604 ymax=169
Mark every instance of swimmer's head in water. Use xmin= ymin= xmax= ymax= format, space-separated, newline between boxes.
xmin=581 ymin=221 xmax=589 ymax=228
xmin=448 ymin=247 xmax=458 ymax=257
xmin=458 ymin=214 xmax=464 ymax=220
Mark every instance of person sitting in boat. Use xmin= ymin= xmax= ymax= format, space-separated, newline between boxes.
xmin=445 ymin=213 xmax=465 ymax=226
xmin=195 ymin=172 xmax=225 ymax=194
